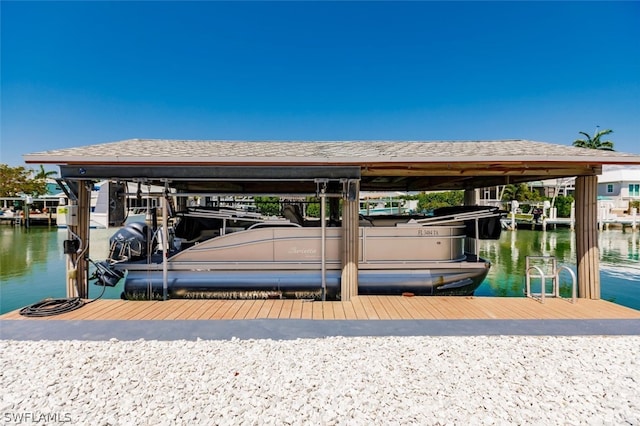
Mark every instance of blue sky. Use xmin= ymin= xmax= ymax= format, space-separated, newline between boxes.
xmin=2 ymin=1 xmax=639 ymax=168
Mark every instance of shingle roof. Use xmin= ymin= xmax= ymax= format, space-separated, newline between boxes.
xmin=24 ymin=138 xmax=640 ymax=165
xmin=23 ymin=139 xmax=640 ymax=192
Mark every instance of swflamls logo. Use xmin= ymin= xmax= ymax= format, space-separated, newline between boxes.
xmin=3 ymin=412 xmax=72 ymax=423
xmin=288 ymin=246 xmax=317 ymax=255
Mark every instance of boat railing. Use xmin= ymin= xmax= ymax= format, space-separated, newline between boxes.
xmin=248 ymin=221 xmax=302 ymax=229
xmin=176 ymin=207 xmax=298 ymax=240
xmin=413 ymin=209 xmax=504 ymax=226
xmin=180 ymin=207 xmax=266 ymax=221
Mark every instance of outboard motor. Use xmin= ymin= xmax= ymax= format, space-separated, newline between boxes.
xmin=91 ymin=260 xmax=125 ymax=287
xmin=107 ymin=222 xmax=154 ymax=262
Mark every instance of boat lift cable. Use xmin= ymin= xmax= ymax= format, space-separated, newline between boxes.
xmin=19 ymin=259 xmax=111 ymax=317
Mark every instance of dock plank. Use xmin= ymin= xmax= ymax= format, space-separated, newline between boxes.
xmin=192 ymin=300 xmax=222 ymax=320
xmin=467 ymin=297 xmax=519 ymax=319
xmin=357 ymin=296 xmax=379 ymax=319
xmin=77 ymin=300 xmax=129 ymax=320
xmin=266 ymin=299 xmax=285 ymax=319
xmin=232 ymin=300 xmax=255 ymax=320
xmin=332 ymin=300 xmax=346 ymax=320
xmin=184 ymin=300 xmax=217 ymax=320
xmin=389 ymin=296 xmax=416 ymax=319
xmin=155 ymin=300 xmax=193 ymax=320
xmin=172 ymin=300 xmax=209 ymax=320
xmin=280 ymin=300 xmax=295 ymax=319
xmin=321 ymin=302 xmax=335 ymax=320
xmin=289 ymin=300 xmax=303 ymax=319
xmin=405 ymin=296 xmax=440 ymax=320
xmin=199 ymin=300 xmax=231 ymax=320
xmin=349 ymin=297 xmax=370 ymax=319
xmin=241 ymin=300 xmax=264 ymax=320
xmin=208 ymin=301 xmax=237 ymax=320
xmin=300 ymin=300 xmax=313 ymax=319
xmin=220 ymin=301 xmax=247 ymax=320
xmin=433 ymin=297 xmax=473 ymax=319
xmin=2 ymin=297 xmax=639 ymax=321
xmin=114 ymin=300 xmax=163 ymax=320
xmin=312 ymin=302 xmax=324 ymax=320
xmin=342 ymin=300 xmax=358 ymax=320
xmin=368 ymin=296 xmax=392 ymax=319
xmin=164 ymin=300 xmax=202 ymax=320
xmin=256 ymin=300 xmax=273 ymax=319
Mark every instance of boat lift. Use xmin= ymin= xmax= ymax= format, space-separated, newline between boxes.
xmin=525 ymin=256 xmax=576 ymax=304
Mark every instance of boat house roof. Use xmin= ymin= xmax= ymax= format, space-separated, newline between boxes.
xmin=24 ymin=139 xmax=640 ymax=194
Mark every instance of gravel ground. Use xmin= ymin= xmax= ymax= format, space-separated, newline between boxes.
xmin=1 ymin=336 xmax=639 ymax=425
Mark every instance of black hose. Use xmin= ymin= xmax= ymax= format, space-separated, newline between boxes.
xmin=19 ymin=257 xmax=113 ymax=317
xmin=19 ymin=297 xmax=85 ymax=317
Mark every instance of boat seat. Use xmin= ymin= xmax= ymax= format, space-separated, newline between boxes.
xmin=282 ymin=205 xmax=304 ymax=226
xmin=183 ymin=229 xmax=219 ymax=243
xmin=359 ymin=214 xmax=374 ymax=227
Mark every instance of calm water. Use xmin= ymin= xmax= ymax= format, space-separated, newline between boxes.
xmin=1 ymin=226 xmax=639 ymax=314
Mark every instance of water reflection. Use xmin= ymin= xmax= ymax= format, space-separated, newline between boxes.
xmin=0 ymin=227 xmax=118 ymax=314
xmin=0 ymin=227 xmax=60 ymax=279
xmin=477 ymin=228 xmax=640 ymax=310
xmin=600 ymin=229 xmax=640 ymax=268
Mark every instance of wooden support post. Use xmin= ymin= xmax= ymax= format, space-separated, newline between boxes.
xmin=464 ymin=189 xmax=478 ymax=254
xmin=162 ymin=193 xmax=169 ymax=301
xmin=67 ymin=181 xmax=91 ymax=299
xmin=320 ymin=190 xmax=327 ymax=300
xmin=574 ymin=175 xmax=600 ymax=299
xmin=77 ymin=181 xmax=91 ymax=299
xmin=464 ymin=188 xmax=478 ymax=206
xmin=341 ymin=179 xmax=359 ymax=301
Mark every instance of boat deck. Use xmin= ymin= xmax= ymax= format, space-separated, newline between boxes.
xmin=2 ymin=296 xmax=639 ymax=321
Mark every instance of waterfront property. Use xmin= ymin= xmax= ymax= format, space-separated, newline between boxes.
xmin=481 ymin=166 xmax=640 ymax=231
xmin=21 ymin=139 xmax=640 ymax=307
xmin=598 ymin=167 xmax=640 ymax=209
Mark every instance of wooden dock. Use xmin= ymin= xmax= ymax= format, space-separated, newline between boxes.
xmin=0 ymin=212 xmax=57 ymax=227
xmin=2 ymin=296 xmax=639 ymax=321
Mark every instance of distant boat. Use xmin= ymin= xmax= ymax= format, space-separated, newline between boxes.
xmin=56 ymin=181 xmax=146 ymax=229
xmin=359 ymin=192 xmax=414 ymax=216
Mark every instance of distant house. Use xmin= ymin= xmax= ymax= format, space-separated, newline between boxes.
xmin=597 ymin=167 xmax=640 ymax=210
xmin=529 ymin=177 xmax=575 ymax=198
xmin=479 ymin=167 xmax=640 ymax=212
xmin=478 ymin=178 xmax=575 ymax=207
xmin=45 ymin=180 xmax=63 ymax=195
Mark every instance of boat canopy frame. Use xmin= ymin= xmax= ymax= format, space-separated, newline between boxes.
xmin=25 ymin=139 xmax=640 ymax=302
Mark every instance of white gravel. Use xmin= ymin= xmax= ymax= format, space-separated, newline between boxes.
xmin=1 ymin=336 xmax=639 ymax=425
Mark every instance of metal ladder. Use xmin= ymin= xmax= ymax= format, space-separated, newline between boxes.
xmin=525 ymin=256 xmax=576 ymax=304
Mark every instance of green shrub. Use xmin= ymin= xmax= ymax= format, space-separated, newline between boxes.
xmin=554 ymin=195 xmax=574 ymax=218
xmin=254 ymin=196 xmax=280 ymax=216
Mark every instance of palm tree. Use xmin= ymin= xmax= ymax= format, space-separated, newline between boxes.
xmin=30 ymin=165 xmax=58 ymax=197
xmin=573 ymin=128 xmax=615 ymax=151
xmin=34 ymin=164 xmax=58 ymax=180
